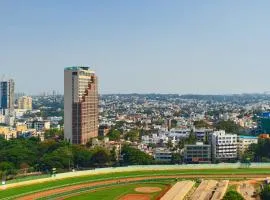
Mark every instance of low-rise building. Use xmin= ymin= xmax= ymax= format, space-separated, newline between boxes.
xmin=0 ymin=126 xmax=17 ymax=140
xmin=194 ymin=128 xmax=213 ymax=142
xmin=238 ymin=135 xmax=258 ymax=157
xmin=154 ymin=148 xmax=172 ymax=162
xmin=27 ymin=120 xmax=50 ymax=131
xmin=168 ymin=128 xmax=190 ymax=138
xmin=184 ymin=142 xmax=211 ymax=163
xmin=16 ymin=124 xmax=28 ymax=132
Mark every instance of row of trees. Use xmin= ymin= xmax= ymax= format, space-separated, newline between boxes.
xmin=0 ymin=136 xmax=154 ymax=179
xmin=107 ymin=129 xmax=140 ymax=142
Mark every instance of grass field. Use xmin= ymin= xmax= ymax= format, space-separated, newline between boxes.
xmin=1 ymin=168 xmax=270 ymax=199
xmin=64 ymin=183 xmax=168 ymax=200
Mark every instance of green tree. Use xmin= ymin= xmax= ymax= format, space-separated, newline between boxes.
xmin=171 ymin=120 xmax=178 ymax=128
xmin=72 ymin=145 xmax=93 ymax=168
xmin=40 ymin=146 xmax=73 ymax=171
xmin=215 ymin=120 xmax=242 ymax=134
xmin=186 ymin=131 xmax=196 ymax=144
xmin=108 ymin=129 xmax=121 ymax=141
xmin=44 ymin=129 xmax=64 ymax=140
xmin=261 ymin=185 xmax=270 ymax=200
xmin=124 ymin=130 xmax=139 ymax=142
xmin=0 ymin=162 xmax=16 ymax=176
xmin=171 ymin=153 xmax=182 ymax=164
xmin=121 ymin=145 xmax=154 ymax=165
xmin=91 ymin=147 xmax=111 ymax=167
xmin=194 ymin=120 xmax=211 ymax=128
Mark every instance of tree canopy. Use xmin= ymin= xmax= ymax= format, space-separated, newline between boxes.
xmin=215 ymin=120 xmax=242 ymax=134
xmin=121 ymin=145 xmax=154 ymax=165
xmin=108 ymin=129 xmax=121 ymax=141
xmin=0 ymin=137 xmax=117 ymax=178
xmin=261 ymin=185 xmax=270 ymax=200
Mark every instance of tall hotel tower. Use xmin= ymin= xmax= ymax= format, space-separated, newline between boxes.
xmin=64 ymin=67 xmax=99 ymax=144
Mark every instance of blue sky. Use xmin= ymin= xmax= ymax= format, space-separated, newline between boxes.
xmin=1 ymin=0 xmax=270 ymax=94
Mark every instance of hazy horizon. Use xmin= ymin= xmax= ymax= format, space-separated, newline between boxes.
xmin=2 ymin=1 xmax=270 ymax=95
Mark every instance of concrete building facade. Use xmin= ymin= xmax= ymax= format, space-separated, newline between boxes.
xmin=154 ymin=148 xmax=172 ymax=162
xmin=211 ymin=130 xmax=238 ymax=161
xmin=27 ymin=120 xmax=50 ymax=131
xmin=64 ymin=67 xmax=99 ymax=144
xmin=184 ymin=142 xmax=211 ymax=163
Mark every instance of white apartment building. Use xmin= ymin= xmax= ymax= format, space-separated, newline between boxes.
xmin=211 ymin=130 xmax=238 ymax=160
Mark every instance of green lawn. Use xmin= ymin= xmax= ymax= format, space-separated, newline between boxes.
xmin=1 ymin=168 xmax=269 ymax=200
xmin=65 ymin=183 xmax=167 ymax=200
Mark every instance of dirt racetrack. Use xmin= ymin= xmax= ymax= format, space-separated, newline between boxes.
xmin=15 ymin=174 xmax=270 ymax=200
xmin=135 ymin=187 xmax=162 ymax=193
xmin=119 ymin=194 xmax=150 ymax=200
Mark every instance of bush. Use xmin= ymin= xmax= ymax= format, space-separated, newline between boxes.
xmin=261 ymin=185 xmax=270 ymax=200
xmin=223 ymin=191 xmax=244 ymax=200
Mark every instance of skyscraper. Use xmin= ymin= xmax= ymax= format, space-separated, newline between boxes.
xmin=64 ymin=66 xmax=99 ymax=144
xmin=0 ymin=79 xmax=15 ymax=114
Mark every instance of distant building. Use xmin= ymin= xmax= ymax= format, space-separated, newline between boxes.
xmin=237 ymin=135 xmax=258 ymax=157
xmin=211 ymin=130 xmax=238 ymax=161
xmin=16 ymin=124 xmax=28 ymax=132
xmin=257 ymin=112 xmax=270 ymax=134
xmin=0 ymin=79 xmax=15 ymax=115
xmin=184 ymin=142 xmax=211 ymax=163
xmin=154 ymin=148 xmax=172 ymax=162
xmin=0 ymin=126 xmax=17 ymax=140
xmin=259 ymin=134 xmax=270 ymax=139
xmin=168 ymin=128 xmax=190 ymax=138
xmin=18 ymin=96 xmax=32 ymax=110
xmin=27 ymin=120 xmax=50 ymax=131
xmin=64 ymin=67 xmax=99 ymax=144
xmin=194 ymin=128 xmax=213 ymax=142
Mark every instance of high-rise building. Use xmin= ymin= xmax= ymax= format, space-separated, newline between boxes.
xmin=18 ymin=96 xmax=33 ymax=110
xmin=64 ymin=66 xmax=99 ymax=144
xmin=0 ymin=79 xmax=15 ymax=114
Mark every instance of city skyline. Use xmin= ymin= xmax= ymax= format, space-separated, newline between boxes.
xmin=2 ymin=1 xmax=270 ymax=94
